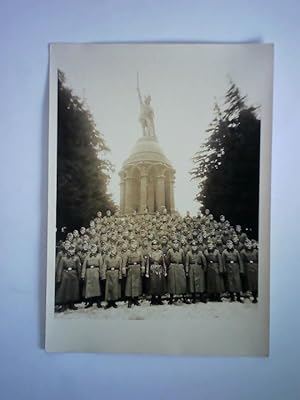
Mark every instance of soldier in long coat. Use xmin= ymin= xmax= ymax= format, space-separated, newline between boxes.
xmin=160 ymin=235 xmax=170 ymax=258
xmin=103 ymin=247 xmax=122 ymax=308
xmin=232 ymin=235 xmax=244 ymax=252
xmin=146 ymin=240 xmax=167 ymax=305
xmin=222 ymin=240 xmax=244 ymax=302
xmin=123 ymin=241 xmax=145 ymax=308
xmin=119 ymin=243 xmax=129 ymax=301
xmin=139 ymin=238 xmax=150 ymax=296
xmin=55 ymin=240 xmax=70 ymax=274
xmin=231 ymin=234 xmax=247 ymax=297
xmin=204 ymin=241 xmax=224 ymax=301
xmin=55 ymin=245 xmax=81 ymax=311
xmin=77 ymin=241 xmax=90 ymax=264
xmin=240 ymin=240 xmax=259 ymax=303
xmin=77 ymin=241 xmax=90 ymax=303
xmin=55 ymin=240 xmax=70 ymax=311
xmin=166 ymin=240 xmax=188 ymax=304
xmin=215 ymin=237 xmax=225 ymax=254
xmin=180 ymin=237 xmax=190 ymax=257
xmin=81 ymin=244 xmax=103 ymax=308
xmin=185 ymin=241 xmax=207 ymax=303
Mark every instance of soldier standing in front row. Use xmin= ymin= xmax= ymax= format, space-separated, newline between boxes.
xmin=222 ymin=240 xmax=244 ymax=303
xmin=55 ymin=209 xmax=259 ymax=311
xmin=166 ymin=240 xmax=189 ymax=304
xmin=185 ymin=241 xmax=207 ymax=303
xmin=139 ymin=238 xmax=150 ymax=296
xmin=240 ymin=239 xmax=259 ymax=303
xmin=56 ymin=244 xmax=81 ymax=312
xmin=160 ymin=235 xmax=170 ymax=257
xmin=81 ymin=243 xmax=103 ymax=308
xmin=204 ymin=241 xmax=223 ymax=302
xmin=77 ymin=241 xmax=90 ymax=264
xmin=77 ymin=241 xmax=90 ymax=303
xmin=55 ymin=240 xmax=70 ymax=270
xmin=146 ymin=240 xmax=167 ymax=305
xmin=103 ymin=247 xmax=122 ymax=309
xmin=123 ymin=241 xmax=145 ymax=308
xmin=119 ymin=243 xmax=129 ymax=301
xmin=55 ymin=240 xmax=71 ymax=311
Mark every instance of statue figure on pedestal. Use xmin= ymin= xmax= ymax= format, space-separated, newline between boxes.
xmin=137 ymin=73 xmax=156 ymax=138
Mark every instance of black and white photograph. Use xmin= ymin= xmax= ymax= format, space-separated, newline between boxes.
xmin=46 ymin=43 xmax=273 ymax=354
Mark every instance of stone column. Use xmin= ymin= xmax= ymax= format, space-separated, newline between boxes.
xmin=139 ymin=166 xmax=148 ymax=213
xmin=155 ymin=174 xmax=165 ymax=212
xmin=119 ymin=172 xmax=125 ymax=214
xmin=169 ymin=173 xmax=175 ymax=214
xmin=124 ymin=172 xmax=134 ymax=214
xmin=148 ymin=177 xmax=154 ymax=213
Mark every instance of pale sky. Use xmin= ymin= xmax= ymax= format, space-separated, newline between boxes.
xmin=53 ymin=44 xmax=272 ymax=214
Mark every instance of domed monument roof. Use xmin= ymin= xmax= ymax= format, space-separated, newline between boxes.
xmin=123 ymin=135 xmax=173 ymax=168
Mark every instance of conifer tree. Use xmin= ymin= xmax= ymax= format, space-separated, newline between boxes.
xmin=191 ymin=81 xmax=260 ymax=238
xmin=56 ymin=70 xmax=116 ymax=236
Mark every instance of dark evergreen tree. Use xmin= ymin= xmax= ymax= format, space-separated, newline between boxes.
xmin=56 ymin=70 xmax=116 ymax=237
xmin=191 ymin=81 xmax=260 ymax=238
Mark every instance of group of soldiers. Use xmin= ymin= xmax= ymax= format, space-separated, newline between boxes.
xmin=55 ymin=208 xmax=259 ymax=312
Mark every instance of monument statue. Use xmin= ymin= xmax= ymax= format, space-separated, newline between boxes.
xmin=119 ymin=74 xmax=176 ymax=215
xmin=136 ymin=73 xmax=156 ymax=137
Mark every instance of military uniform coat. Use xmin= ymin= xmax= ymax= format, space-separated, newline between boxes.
xmin=197 ymin=244 xmax=206 ymax=253
xmin=103 ymin=255 xmax=122 ymax=301
xmin=160 ymin=244 xmax=170 ymax=258
xmin=181 ymin=244 xmax=190 ymax=256
xmin=216 ymin=244 xmax=225 ymax=253
xmin=55 ymin=250 xmax=65 ymax=282
xmin=139 ymin=246 xmax=150 ymax=294
xmin=166 ymin=248 xmax=187 ymax=295
xmin=185 ymin=250 xmax=207 ymax=293
xmin=234 ymin=242 xmax=244 ymax=252
xmin=139 ymin=246 xmax=150 ymax=271
xmin=81 ymin=254 xmax=103 ymax=299
xmin=146 ymin=250 xmax=166 ymax=296
xmin=56 ymin=255 xmax=81 ymax=305
xmin=222 ymin=249 xmax=244 ymax=292
xmin=204 ymin=249 xmax=224 ymax=293
xmin=124 ymin=251 xmax=144 ymax=297
xmin=240 ymin=248 xmax=258 ymax=292
xmin=78 ymin=250 xmax=89 ymax=264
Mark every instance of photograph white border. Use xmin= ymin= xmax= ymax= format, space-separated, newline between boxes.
xmin=45 ymin=43 xmax=273 ymax=355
